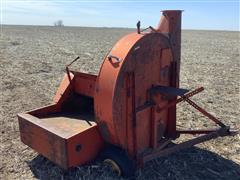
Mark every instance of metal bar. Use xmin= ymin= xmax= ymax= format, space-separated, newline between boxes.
xmin=184 ymin=98 xmax=226 ymax=128
xmin=157 ymin=138 xmax=172 ymax=150
xmin=136 ymin=87 xmax=204 ymax=113
xmin=177 ymin=129 xmax=221 ymax=135
xmin=130 ymin=73 xmax=137 ymax=157
xmin=143 ymin=127 xmax=230 ymax=163
xmin=140 ymin=26 xmax=157 ymax=33
xmin=150 ymin=86 xmax=189 ymax=96
xmin=136 ymin=101 xmax=154 ymax=112
xmin=178 ymin=129 xmax=238 ymax=136
xmin=125 ymin=72 xmax=137 ymax=157
xmin=150 ymin=106 xmax=157 ymax=148
xmin=181 ymin=87 xmax=204 ymax=99
xmin=66 ymin=56 xmax=80 ymax=67
xmin=156 ymin=87 xmax=204 ymax=113
xmin=66 ymin=56 xmax=80 ymax=82
xmin=66 ymin=67 xmax=72 ymax=82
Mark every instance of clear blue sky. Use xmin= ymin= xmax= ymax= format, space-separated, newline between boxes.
xmin=1 ymin=0 xmax=239 ymax=31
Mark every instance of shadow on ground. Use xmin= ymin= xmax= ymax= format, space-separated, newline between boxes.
xmin=28 ymin=147 xmax=240 ymax=180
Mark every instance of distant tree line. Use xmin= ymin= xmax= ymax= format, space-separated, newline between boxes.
xmin=54 ymin=20 xmax=64 ymax=27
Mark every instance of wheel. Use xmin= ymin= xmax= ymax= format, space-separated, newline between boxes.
xmin=100 ymin=145 xmax=136 ymax=177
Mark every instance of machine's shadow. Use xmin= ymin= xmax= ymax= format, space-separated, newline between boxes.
xmin=27 ymin=147 xmax=240 ymax=180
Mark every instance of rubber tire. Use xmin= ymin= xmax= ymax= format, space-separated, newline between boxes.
xmin=100 ymin=145 xmax=136 ymax=178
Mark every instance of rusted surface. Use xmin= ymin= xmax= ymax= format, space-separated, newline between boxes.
xmin=18 ymin=10 xmax=235 ymax=172
xmin=39 ymin=113 xmax=95 ymax=138
xmin=53 ymin=73 xmax=74 ymax=103
xmin=19 ymin=11 xmax=182 ymax=166
xmin=18 ymin=114 xmax=68 ymax=169
xmin=94 ymin=10 xmax=183 ymax=158
xmin=67 ymin=124 xmax=103 ymax=167
xmin=157 ymin=10 xmax=183 ymax=138
xmin=73 ymin=72 xmax=97 ymax=98
xmin=28 ymin=104 xmax=61 ymax=117
xmin=95 ymin=32 xmax=141 ymax=146
xmin=125 ymin=72 xmax=136 ymax=157
xmin=95 ymin=32 xmax=172 ymax=156
xmin=18 ymin=111 xmax=103 ymax=169
xmin=157 ymin=10 xmax=182 ymax=87
xmin=54 ymin=71 xmax=96 ymax=103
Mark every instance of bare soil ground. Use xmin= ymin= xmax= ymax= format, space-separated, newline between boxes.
xmin=0 ymin=26 xmax=239 ymax=180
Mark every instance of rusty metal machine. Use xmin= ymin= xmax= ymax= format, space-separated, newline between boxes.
xmin=18 ymin=10 xmax=236 ymax=177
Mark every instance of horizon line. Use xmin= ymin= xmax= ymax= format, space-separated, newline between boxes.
xmin=1 ymin=24 xmax=239 ymax=32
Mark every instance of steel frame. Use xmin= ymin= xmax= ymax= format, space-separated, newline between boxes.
xmin=141 ymin=87 xmax=237 ymax=164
